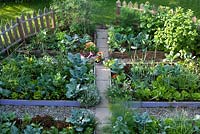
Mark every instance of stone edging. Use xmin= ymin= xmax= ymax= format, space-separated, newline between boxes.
xmin=127 ymin=101 xmax=200 ymax=108
xmin=0 ymin=99 xmax=81 ymax=107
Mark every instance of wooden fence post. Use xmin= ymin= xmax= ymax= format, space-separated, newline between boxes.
xmin=122 ymin=1 xmax=127 ymax=7
xmin=134 ymin=2 xmax=138 ymax=9
xmin=116 ymin=0 xmax=121 ymax=24
xmin=27 ymin=13 xmax=34 ymax=34
xmin=11 ymin=20 xmax=19 ymax=42
xmin=21 ymin=14 xmax=28 ymax=37
xmin=51 ymin=8 xmax=56 ymax=29
xmin=39 ymin=9 xmax=45 ymax=29
xmin=0 ymin=35 xmax=3 ymax=49
xmin=16 ymin=17 xmax=25 ymax=41
xmin=6 ymin=23 xmax=14 ymax=43
xmin=140 ymin=3 xmax=144 ymax=10
xmin=33 ymin=12 xmax=40 ymax=32
xmin=128 ymin=1 xmax=133 ymax=8
xmin=1 ymin=27 xmax=9 ymax=45
xmin=44 ymin=8 xmax=50 ymax=28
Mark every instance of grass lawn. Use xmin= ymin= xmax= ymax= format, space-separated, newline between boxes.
xmin=0 ymin=0 xmax=52 ymax=26
xmin=0 ymin=0 xmax=200 ymax=26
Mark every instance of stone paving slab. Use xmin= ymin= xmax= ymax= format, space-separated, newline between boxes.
xmin=96 ymin=29 xmax=107 ymax=32
xmin=96 ymin=38 xmax=108 ymax=48
xmin=96 ymin=30 xmax=108 ymax=39
xmin=97 ymin=93 xmax=109 ymax=108
xmin=95 ymin=64 xmax=106 ymax=69
xmin=96 ymin=80 xmax=110 ymax=93
xmin=95 ymin=123 xmax=111 ymax=134
xmin=96 ymin=68 xmax=111 ymax=81
xmin=95 ymin=107 xmax=111 ymax=124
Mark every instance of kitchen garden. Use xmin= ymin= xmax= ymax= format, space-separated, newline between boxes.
xmin=1 ymin=0 xmax=200 ymax=133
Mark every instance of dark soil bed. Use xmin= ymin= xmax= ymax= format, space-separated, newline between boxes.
xmin=14 ymin=115 xmax=71 ymax=130
xmin=110 ymin=50 xmax=165 ymax=61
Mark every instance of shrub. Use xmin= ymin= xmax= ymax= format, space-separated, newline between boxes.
xmin=154 ymin=7 xmax=198 ymax=58
xmin=119 ymin=7 xmax=140 ymax=29
xmin=51 ymin=0 xmax=94 ymax=34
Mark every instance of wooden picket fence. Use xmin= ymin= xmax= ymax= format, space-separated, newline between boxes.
xmin=0 ymin=8 xmax=56 ymax=54
xmin=116 ymin=0 xmax=153 ymax=16
xmin=116 ymin=0 xmax=199 ymax=24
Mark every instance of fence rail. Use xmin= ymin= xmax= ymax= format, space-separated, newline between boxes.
xmin=0 ymin=8 xmax=56 ymax=54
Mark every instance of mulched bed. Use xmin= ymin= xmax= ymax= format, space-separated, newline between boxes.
xmin=134 ymin=107 xmax=200 ymax=119
xmin=0 ymin=106 xmax=73 ymax=120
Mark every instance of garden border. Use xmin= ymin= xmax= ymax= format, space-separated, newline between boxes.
xmin=0 ymin=99 xmax=81 ymax=107
xmin=127 ymin=101 xmax=200 ymax=108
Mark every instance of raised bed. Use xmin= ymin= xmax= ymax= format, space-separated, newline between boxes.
xmin=1 ymin=109 xmax=96 ymax=134
xmin=107 ymin=61 xmax=200 ymax=108
xmin=0 ymin=53 xmax=99 ymax=107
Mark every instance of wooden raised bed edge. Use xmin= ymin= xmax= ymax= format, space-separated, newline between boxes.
xmin=0 ymin=99 xmax=81 ymax=107
xmin=126 ymin=101 xmax=200 ymax=108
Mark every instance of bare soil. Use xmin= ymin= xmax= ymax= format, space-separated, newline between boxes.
xmin=110 ymin=50 xmax=165 ymax=62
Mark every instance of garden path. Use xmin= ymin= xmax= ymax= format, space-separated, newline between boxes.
xmin=95 ymin=29 xmax=111 ymax=134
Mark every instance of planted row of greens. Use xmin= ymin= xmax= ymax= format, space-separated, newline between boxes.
xmin=108 ymin=26 xmax=151 ymax=53
xmin=109 ymin=2 xmax=200 ymax=60
xmin=0 ymin=109 xmax=96 ymax=134
xmin=105 ymin=59 xmax=200 ymax=101
xmin=20 ymin=30 xmax=98 ymax=56
xmin=105 ymin=104 xmax=200 ymax=134
xmin=0 ymin=53 xmax=100 ymax=107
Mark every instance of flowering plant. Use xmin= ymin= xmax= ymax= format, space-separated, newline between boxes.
xmin=84 ymin=41 xmax=98 ymax=53
xmin=95 ymin=52 xmax=104 ymax=63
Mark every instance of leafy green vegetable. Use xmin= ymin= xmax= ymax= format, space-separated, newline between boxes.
xmin=66 ymin=109 xmax=96 ymax=132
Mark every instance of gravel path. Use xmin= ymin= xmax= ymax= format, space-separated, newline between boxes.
xmin=0 ymin=105 xmax=95 ymax=120
xmin=133 ymin=107 xmax=200 ymax=119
